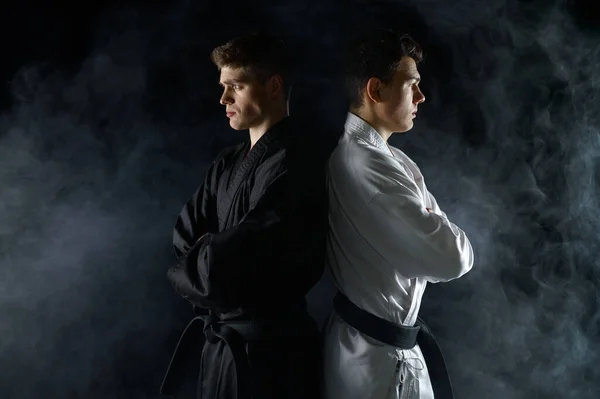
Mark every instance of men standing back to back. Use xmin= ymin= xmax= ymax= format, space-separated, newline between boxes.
xmin=161 ymin=32 xmax=327 ymax=399
xmin=323 ymin=29 xmax=474 ymax=399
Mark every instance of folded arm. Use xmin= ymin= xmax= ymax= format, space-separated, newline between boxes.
xmin=171 ymin=155 xmax=224 ymax=259
xmin=168 ymin=160 xmax=325 ymax=311
xmin=368 ymin=171 xmax=474 ymax=283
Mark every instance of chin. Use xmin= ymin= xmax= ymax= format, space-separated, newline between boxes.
xmin=396 ymin=124 xmax=412 ymax=133
xmin=229 ymin=121 xmax=246 ymax=131
xmin=404 ymin=120 xmax=415 ymax=131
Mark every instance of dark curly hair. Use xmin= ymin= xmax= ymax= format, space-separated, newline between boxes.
xmin=344 ymin=28 xmax=423 ymax=109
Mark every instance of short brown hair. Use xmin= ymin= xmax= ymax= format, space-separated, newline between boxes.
xmin=210 ymin=32 xmax=292 ymax=98
xmin=344 ymin=28 xmax=423 ymax=109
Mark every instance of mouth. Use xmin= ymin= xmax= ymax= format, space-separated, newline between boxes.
xmin=226 ymin=112 xmax=236 ymax=118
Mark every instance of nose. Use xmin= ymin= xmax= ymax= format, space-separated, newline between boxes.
xmin=415 ymin=86 xmax=425 ymax=104
xmin=220 ymin=89 xmax=233 ymax=105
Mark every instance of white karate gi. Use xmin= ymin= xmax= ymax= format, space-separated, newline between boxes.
xmin=323 ymin=112 xmax=474 ymax=399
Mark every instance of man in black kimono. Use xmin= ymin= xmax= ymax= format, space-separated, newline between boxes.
xmin=160 ymin=33 xmax=327 ymax=399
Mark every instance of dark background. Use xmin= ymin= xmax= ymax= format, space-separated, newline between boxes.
xmin=1 ymin=0 xmax=599 ymax=398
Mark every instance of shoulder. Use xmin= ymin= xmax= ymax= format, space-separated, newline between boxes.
xmin=329 ymin=133 xmax=393 ymax=180
xmin=259 ymin=118 xmax=314 ymax=171
xmin=257 ymin=118 xmax=334 ymax=185
xmin=329 ymin=134 xmax=417 ymax=196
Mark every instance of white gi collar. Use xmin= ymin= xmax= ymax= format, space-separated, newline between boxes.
xmin=343 ymin=111 xmax=389 ymax=153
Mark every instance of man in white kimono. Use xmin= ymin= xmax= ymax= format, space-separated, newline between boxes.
xmin=323 ymin=29 xmax=474 ymax=399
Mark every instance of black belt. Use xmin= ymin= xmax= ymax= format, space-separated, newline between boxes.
xmin=161 ymin=306 xmax=313 ymax=398
xmin=333 ymin=292 xmax=454 ymax=399
xmin=160 ymin=309 xmax=255 ymax=398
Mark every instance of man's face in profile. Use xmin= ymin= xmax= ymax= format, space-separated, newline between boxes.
xmin=218 ymin=66 xmax=270 ymax=131
xmin=378 ymin=56 xmax=426 ymax=133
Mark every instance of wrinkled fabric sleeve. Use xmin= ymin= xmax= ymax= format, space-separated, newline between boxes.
xmin=168 ymin=152 xmax=325 ymax=311
xmin=172 ymin=164 xmax=219 ymax=260
xmin=367 ymin=167 xmax=474 ymax=283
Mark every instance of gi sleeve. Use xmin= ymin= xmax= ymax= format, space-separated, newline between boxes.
xmin=167 ymin=151 xmax=326 ymax=311
xmin=368 ymin=170 xmax=474 ymax=283
xmin=172 ymin=159 xmax=220 ymax=259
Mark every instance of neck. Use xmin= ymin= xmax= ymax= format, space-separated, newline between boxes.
xmin=249 ymin=103 xmax=288 ymax=149
xmin=349 ymin=106 xmax=393 ymax=142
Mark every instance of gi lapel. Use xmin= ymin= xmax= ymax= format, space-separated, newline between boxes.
xmin=222 ymin=117 xmax=290 ymax=227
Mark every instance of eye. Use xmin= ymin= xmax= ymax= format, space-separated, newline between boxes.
xmin=233 ymin=85 xmax=242 ymax=90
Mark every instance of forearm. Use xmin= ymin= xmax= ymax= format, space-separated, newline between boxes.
xmin=372 ymin=192 xmax=474 ymax=281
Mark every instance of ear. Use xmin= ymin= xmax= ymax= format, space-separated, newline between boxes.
xmin=267 ymin=75 xmax=284 ymax=98
xmin=365 ymin=77 xmax=383 ymax=104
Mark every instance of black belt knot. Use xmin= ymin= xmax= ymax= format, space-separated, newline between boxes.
xmin=160 ymin=311 xmax=254 ymax=399
xmin=161 ymin=304 xmax=313 ymax=398
xmin=202 ymin=315 xmax=220 ymax=344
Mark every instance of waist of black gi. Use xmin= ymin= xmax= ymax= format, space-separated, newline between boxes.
xmin=160 ymin=305 xmax=313 ymax=398
xmin=333 ymin=292 xmax=455 ymax=399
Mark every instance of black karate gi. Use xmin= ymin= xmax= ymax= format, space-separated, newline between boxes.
xmin=162 ymin=116 xmax=327 ymax=399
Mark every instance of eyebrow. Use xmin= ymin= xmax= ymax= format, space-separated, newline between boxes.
xmin=218 ymin=79 xmax=246 ymax=86
xmin=407 ymin=76 xmax=421 ymax=83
